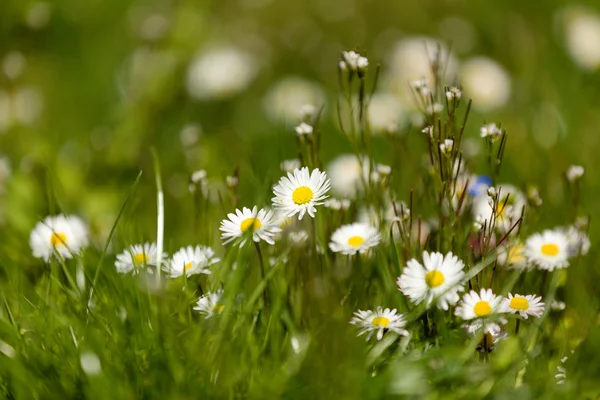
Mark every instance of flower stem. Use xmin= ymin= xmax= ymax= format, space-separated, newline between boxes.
xmin=254 ymin=241 xmax=269 ymax=311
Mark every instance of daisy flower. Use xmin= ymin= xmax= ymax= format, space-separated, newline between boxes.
xmin=219 ymin=206 xmax=281 ymax=246
xmin=397 ymin=251 xmax=466 ymax=310
xmin=164 ymin=245 xmax=220 ymax=278
xmin=29 ymin=214 xmax=89 ymax=261
xmin=329 ymin=222 xmax=381 ymax=255
xmin=350 ymin=307 xmax=409 ymax=341
xmin=464 ymin=321 xmax=508 ymax=353
xmin=272 ymin=167 xmax=330 ymax=219
xmin=472 ymin=184 xmax=526 ymax=232
xmin=455 ymin=288 xmax=509 ymax=320
xmin=115 ymin=242 xmax=164 ymax=274
xmin=497 ymin=241 xmax=528 ymax=269
xmin=524 ymin=229 xmax=570 ymax=271
xmin=193 ymin=290 xmax=224 ymax=319
xmin=563 ymin=226 xmax=590 ymax=257
xmin=506 ymin=293 xmax=545 ymax=319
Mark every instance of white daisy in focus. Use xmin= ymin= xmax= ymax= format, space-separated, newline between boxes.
xmin=329 ymin=222 xmax=381 ymax=255
xmin=193 ymin=290 xmax=224 ymax=319
xmin=219 ymin=206 xmax=281 ymax=246
xmin=455 ymin=288 xmax=509 ymax=320
xmin=29 ymin=215 xmax=88 ymax=262
xmin=186 ymin=46 xmax=258 ymax=100
xmin=165 ymin=245 xmax=220 ymax=278
xmin=350 ymin=307 xmax=409 ymax=341
xmin=461 ymin=57 xmax=511 ymax=112
xmin=272 ymin=167 xmax=330 ymax=220
xmin=506 ymin=293 xmax=545 ymax=319
xmin=326 ymin=154 xmax=368 ymax=199
xmin=524 ymin=229 xmax=570 ymax=271
xmin=115 ymin=242 xmax=164 ymax=274
xmin=397 ymin=251 xmax=466 ymax=310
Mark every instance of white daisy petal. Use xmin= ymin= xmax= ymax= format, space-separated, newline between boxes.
xmin=29 ymin=214 xmax=89 ymax=262
xmin=193 ymin=290 xmax=224 ymax=319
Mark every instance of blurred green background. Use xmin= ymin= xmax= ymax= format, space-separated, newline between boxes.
xmin=1 ymin=0 xmax=600 ymax=396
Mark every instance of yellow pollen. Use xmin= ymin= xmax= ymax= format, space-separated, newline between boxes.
xmin=292 ymin=186 xmax=313 ymax=205
xmin=541 ymin=243 xmax=559 ymax=256
xmin=50 ymin=232 xmax=67 ymax=247
xmin=371 ymin=316 xmax=390 ymax=327
xmin=425 ymin=270 xmax=445 ymax=288
xmin=474 ymin=301 xmax=492 ymax=317
xmin=212 ymin=304 xmax=225 ymax=313
xmin=133 ymin=253 xmax=148 ymax=265
xmin=240 ymin=217 xmax=262 ymax=232
xmin=347 ymin=236 xmax=364 ymax=247
xmin=184 ymin=262 xmax=194 ymax=271
xmin=509 ymin=297 xmax=529 ymax=310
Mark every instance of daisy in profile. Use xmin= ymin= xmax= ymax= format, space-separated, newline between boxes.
xmin=506 ymin=293 xmax=545 ymax=319
xmin=329 ymin=222 xmax=381 ymax=255
xmin=272 ymin=167 xmax=330 ymax=220
xmin=219 ymin=206 xmax=281 ymax=246
xmin=524 ymin=229 xmax=570 ymax=271
xmin=115 ymin=242 xmax=164 ymax=274
xmin=29 ymin=214 xmax=89 ymax=261
xmin=397 ymin=251 xmax=466 ymax=310
xmin=350 ymin=307 xmax=409 ymax=341
xmin=193 ymin=290 xmax=224 ymax=319
xmin=455 ymin=288 xmax=509 ymax=320
xmin=164 ymin=245 xmax=220 ymax=278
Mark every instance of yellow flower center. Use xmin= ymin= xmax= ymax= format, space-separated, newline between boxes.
xmin=212 ymin=304 xmax=225 ymax=313
xmin=347 ymin=236 xmax=364 ymax=247
xmin=474 ymin=301 xmax=492 ymax=317
xmin=184 ymin=262 xmax=194 ymax=271
xmin=509 ymin=297 xmax=529 ymax=310
xmin=371 ymin=316 xmax=390 ymax=327
xmin=240 ymin=217 xmax=262 ymax=232
xmin=50 ymin=232 xmax=67 ymax=247
xmin=133 ymin=253 xmax=148 ymax=265
xmin=508 ymin=244 xmax=525 ymax=264
xmin=541 ymin=243 xmax=559 ymax=256
xmin=292 ymin=186 xmax=313 ymax=205
xmin=425 ymin=270 xmax=445 ymax=288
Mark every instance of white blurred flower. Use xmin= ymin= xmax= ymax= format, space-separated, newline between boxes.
xmin=439 ymin=139 xmax=453 ymax=154
xmin=194 ymin=290 xmax=224 ymax=319
xmin=30 ymin=215 xmax=89 ymax=262
xmin=472 ymin=184 xmax=526 ymax=233
xmin=280 ymin=159 xmax=301 ymax=173
xmin=566 ymin=165 xmax=584 ymax=182
xmin=480 ymin=123 xmax=502 ymax=140
xmin=326 ymin=154 xmax=369 ymax=199
xmin=186 ymin=46 xmax=258 ymax=100
xmin=295 ymin=122 xmax=313 ymax=136
xmin=350 ymin=307 xmax=409 ymax=341
xmin=563 ymin=7 xmax=600 ymax=70
xmin=562 ymin=226 xmax=590 ymax=256
xmin=115 ymin=242 xmax=165 ymax=274
xmin=263 ymin=77 xmax=324 ymax=124
xmin=342 ymin=51 xmax=368 ymax=71
xmin=461 ymin=57 xmax=511 ymax=112
xmin=288 ymin=230 xmax=309 ymax=246
xmin=164 ymin=245 xmax=220 ymax=278
xmin=2 ymin=52 xmax=26 ymax=80
xmin=329 ymin=222 xmax=381 ymax=255
xmin=80 ymin=352 xmax=102 ymax=376
xmin=524 ymin=229 xmax=570 ymax=271
xmin=445 ymin=86 xmax=462 ymax=100
xmin=368 ymin=93 xmax=404 ymax=134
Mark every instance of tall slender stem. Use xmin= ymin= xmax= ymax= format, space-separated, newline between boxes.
xmin=254 ymin=242 xmax=268 ymax=311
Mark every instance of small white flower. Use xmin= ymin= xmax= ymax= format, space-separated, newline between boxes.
xmin=115 ymin=242 xmax=164 ymax=274
xmin=421 ymin=125 xmax=434 ymax=137
xmin=272 ymin=167 xmax=331 ymax=220
xmin=342 ymin=51 xmax=368 ymax=71
xmin=551 ymin=300 xmax=566 ymax=311
xmin=563 ymin=7 xmax=600 ymax=71
xmin=219 ymin=206 xmax=281 ymax=246
xmin=397 ymin=251 xmax=466 ymax=310
xmin=324 ymin=198 xmax=342 ymax=210
xmin=472 ymin=184 xmax=526 ymax=233
xmin=193 ymin=290 xmax=224 ymax=319
xmin=427 ymin=102 xmax=444 ymax=115
xmin=566 ymin=165 xmax=584 ymax=182
xmin=480 ymin=123 xmax=503 ymax=140
xmin=191 ymin=169 xmax=207 ymax=184
xmin=439 ymin=139 xmax=454 ymax=154
xmin=29 ymin=215 xmax=89 ymax=262
xmin=295 ymin=122 xmax=313 ymax=136
xmin=165 ymin=245 xmax=220 ymax=278
xmin=376 ymin=164 xmax=392 ymax=175
xmin=464 ymin=321 xmax=508 ymax=352
xmin=524 ymin=229 xmax=570 ymax=271
xmin=350 ymin=307 xmax=409 ymax=341
xmin=506 ymin=293 xmax=545 ymax=319
xmin=329 ymin=222 xmax=381 ymax=255
xmin=225 ymin=176 xmax=238 ymax=188
xmin=326 ymin=154 xmax=369 ymax=199
xmin=455 ymin=288 xmax=509 ymax=320
xmin=446 ymin=86 xmax=462 ymax=100
xmin=288 ymin=230 xmax=309 ymax=246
